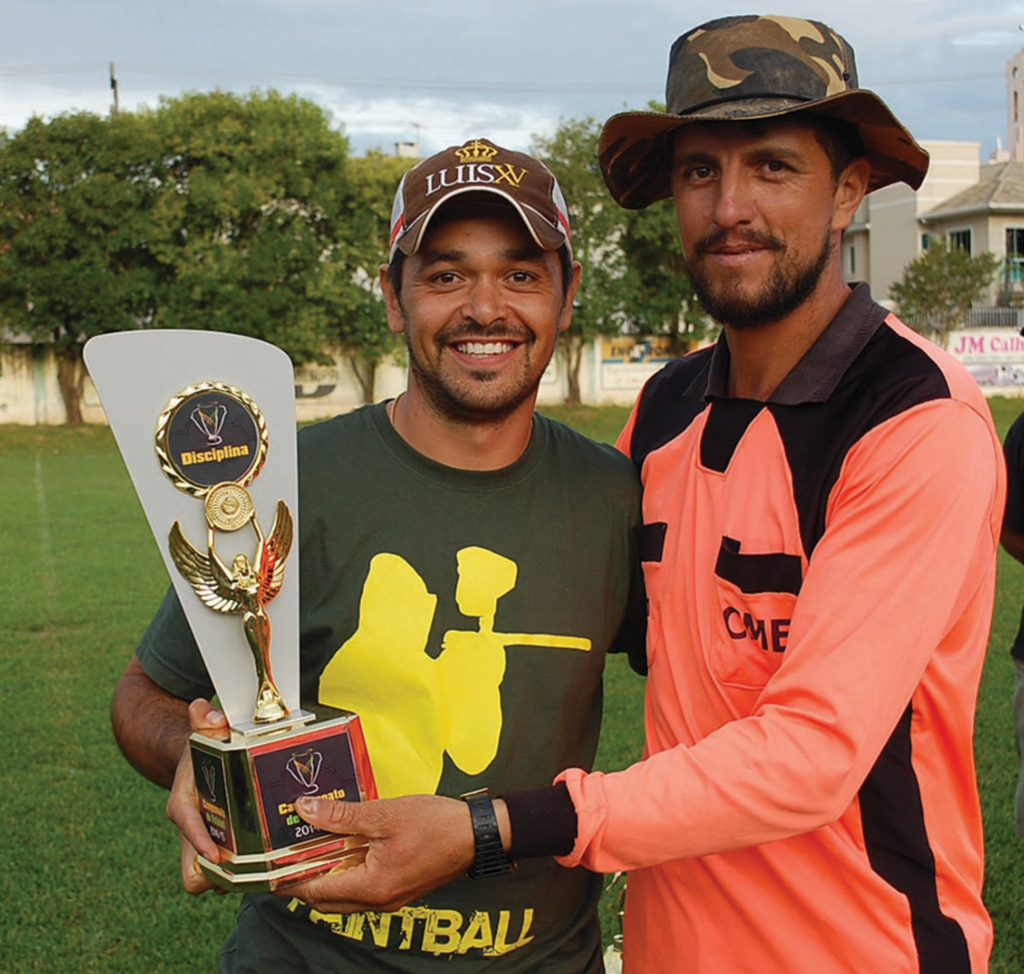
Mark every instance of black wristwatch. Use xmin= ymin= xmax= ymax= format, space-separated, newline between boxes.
xmin=460 ymin=788 xmax=515 ymax=879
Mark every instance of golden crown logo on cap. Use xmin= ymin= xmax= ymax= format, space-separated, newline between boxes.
xmin=454 ymin=139 xmax=499 ymax=164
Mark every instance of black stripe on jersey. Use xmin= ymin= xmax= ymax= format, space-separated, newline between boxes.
xmin=771 ymin=322 xmax=951 ymax=558
xmin=638 ymin=522 xmax=668 ymax=563
xmin=701 ymin=400 xmax=765 ymax=472
xmin=627 ymin=350 xmax=713 ymax=471
xmin=715 ymin=536 xmax=803 ymax=596
xmin=859 ymin=705 xmax=971 ymax=972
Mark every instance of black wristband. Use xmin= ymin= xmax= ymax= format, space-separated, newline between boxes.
xmin=460 ymin=789 xmax=515 ymax=879
xmin=502 ymin=782 xmax=577 ymax=859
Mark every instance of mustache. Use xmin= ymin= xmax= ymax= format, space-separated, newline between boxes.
xmin=439 ymin=320 xmax=531 ymax=343
xmin=694 ymin=228 xmax=785 ymax=256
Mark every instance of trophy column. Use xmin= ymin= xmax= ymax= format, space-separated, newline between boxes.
xmin=86 ymin=333 xmax=378 ymax=893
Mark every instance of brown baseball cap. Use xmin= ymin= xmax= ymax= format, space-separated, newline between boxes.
xmin=600 ymin=14 xmax=930 ymax=209
xmin=389 ymin=138 xmax=572 ymax=259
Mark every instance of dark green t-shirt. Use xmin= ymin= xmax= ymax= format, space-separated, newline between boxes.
xmin=139 ymin=404 xmax=644 ymax=973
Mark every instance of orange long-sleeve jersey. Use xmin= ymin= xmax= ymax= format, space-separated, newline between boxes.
xmin=557 ymin=286 xmax=1003 ymax=973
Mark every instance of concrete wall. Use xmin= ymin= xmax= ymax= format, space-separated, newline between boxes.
xmin=0 ymin=346 xmax=84 ymax=425
xmin=6 ymin=323 xmax=1021 ymax=427
xmin=2 ymin=337 xmax=682 ymax=426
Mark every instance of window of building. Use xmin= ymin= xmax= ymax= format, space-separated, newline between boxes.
xmin=848 ymin=244 xmax=856 ymax=275
xmin=949 ymin=229 xmax=972 ymax=254
xmin=1007 ymin=228 xmax=1024 ymax=284
xmin=921 ymin=233 xmax=930 ymax=251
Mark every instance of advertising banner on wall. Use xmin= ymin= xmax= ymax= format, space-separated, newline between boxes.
xmin=948 ymin=329 xmax=1024 ymax=391
xmin=599 ymin=337 xmax=678 ymax=393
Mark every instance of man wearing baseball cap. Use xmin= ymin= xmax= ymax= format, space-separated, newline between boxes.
xmin=112 ymin=138 xmax=645 ymax=972
xmin=289 ymin=17 xmax=1003 ymax=973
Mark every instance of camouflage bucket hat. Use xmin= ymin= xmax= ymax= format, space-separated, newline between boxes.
xmin=600 ymin=15 xmax=929 ymax=209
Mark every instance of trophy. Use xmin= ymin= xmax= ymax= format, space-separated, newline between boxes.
xmin=85 ymin=332 xmax=377 ymax=893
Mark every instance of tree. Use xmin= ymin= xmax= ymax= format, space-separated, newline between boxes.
xmin=144 ymin=90 xmax=358 ymax=365
xmin=621 ymin=199 xmax=707 ymax=355
xmin=0 ymin=111 xmax=162 ymax=423
xmin=533 ymin=117 xmax=630 ymax=405
xmin=339 ymin=151 xmax=416 ymax=403
xmin=533 ymin=113 xmax=706 ymax=403
xmin=0 ymin=91 xmax=370 ymax=423
xmin=616 ymin=101 xmax=707 ymax=355
xmin=890 ymin=237 xmax=1000 ymax=349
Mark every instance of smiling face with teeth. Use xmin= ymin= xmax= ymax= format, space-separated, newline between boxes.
xmin=383 ymin=201 xmax=580 ymax=427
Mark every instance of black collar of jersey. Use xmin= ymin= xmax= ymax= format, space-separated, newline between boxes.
xmin=704 ymin=283 xmax=890 ymax=405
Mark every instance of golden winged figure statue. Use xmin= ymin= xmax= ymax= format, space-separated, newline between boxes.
xmin=169 ymin=499 xmax=294 ymax=723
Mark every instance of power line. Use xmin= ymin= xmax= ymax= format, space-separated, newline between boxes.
xmin=0 ymin=61 xmax=1007 ymax=95
xmin=0 ymin=61 xmax=656 ymax=94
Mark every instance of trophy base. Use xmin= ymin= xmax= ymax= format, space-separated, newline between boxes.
xmin=191 ymin=703 xmax=377 ymax=893
xmin=197 ymin=834 xmax=369 ymax=892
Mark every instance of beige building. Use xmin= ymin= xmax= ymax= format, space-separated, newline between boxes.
xmin=843 ymin=144 xmax=1024 ymax=311
xmin=842 ymin=141 xmax=983 ymax=305
xmin=922 ymin=161 xmax=1024 ymax=307
xmin=1008 ymin=49 xmax=1024 ymax=163
xmin=843 ymin=48 xmax=1024 ymax=312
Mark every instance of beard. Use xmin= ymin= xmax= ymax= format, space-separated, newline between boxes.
xmin=403 ymin=314 xmax=542 ymax=424
xmin=687 ymin=227 xmax=834 ymax=331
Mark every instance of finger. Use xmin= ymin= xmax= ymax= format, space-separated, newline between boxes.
xmin=277 ymin=860 xmax=389 ymax=914
xmin=188 ymin=698 xmax=230 ymax=741
xmin=170 ymin=795 xmax=221 ymax=862
xmin=166 ymin=750 xmax=221 ymax=862
xmin=181 ymin=835 xmax=220 ymax=896
xmin=295 ymin=796 xmax=368 ymax=835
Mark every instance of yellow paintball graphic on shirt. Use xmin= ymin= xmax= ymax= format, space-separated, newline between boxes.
xmin=318 ymin=545 xmax=590 ymax=798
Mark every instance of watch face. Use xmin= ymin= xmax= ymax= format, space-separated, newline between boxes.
xmin=156 ymin=382 xmax=268 ymax=497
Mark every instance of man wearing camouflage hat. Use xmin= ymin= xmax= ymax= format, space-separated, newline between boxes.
xmin=290 ymin=16 xmax=1003 ymax=973
xmin=559 ymin=15 xmax=1001 ymax=971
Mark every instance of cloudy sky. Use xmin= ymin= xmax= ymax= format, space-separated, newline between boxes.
xmin=2 ymin=1 xmax=1023 ymax=162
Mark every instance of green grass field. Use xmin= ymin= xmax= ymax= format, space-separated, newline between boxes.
xmin=2 ymin=400 xmax=1021 ymax=972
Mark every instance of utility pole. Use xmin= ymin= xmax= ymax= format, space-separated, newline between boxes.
xmin=109 ymin=62 xmax=120 ymax=116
